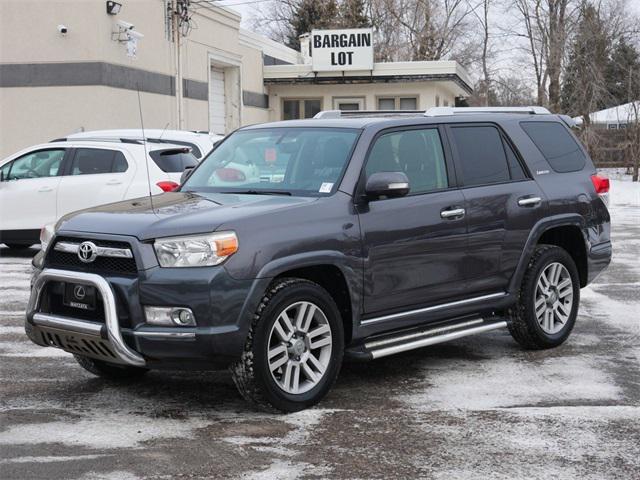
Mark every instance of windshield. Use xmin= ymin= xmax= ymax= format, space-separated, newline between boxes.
xmin=182 ymin=127 xmax=360 ymax=196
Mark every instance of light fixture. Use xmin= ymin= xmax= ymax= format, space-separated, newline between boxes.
xmin=106 ymin=1 xmax=122 ymax=15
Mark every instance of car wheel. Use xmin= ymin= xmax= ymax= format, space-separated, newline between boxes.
xmin=231 ymin=278 xmax=344 ymax=413
xmin=74 ymin=354 xmax=149 ymax=380
xmin=508 ymin=244 xmax=580 ymax=349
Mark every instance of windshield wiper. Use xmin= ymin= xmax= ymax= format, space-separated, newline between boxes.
xmin=226 ymin=190 xmax=292 ymax=196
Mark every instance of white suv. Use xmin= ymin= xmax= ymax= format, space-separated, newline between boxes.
xmin=62 ymin=129 xmax=222 ymax=159
xmin=0 ymin=140 xmax=198 ymax=248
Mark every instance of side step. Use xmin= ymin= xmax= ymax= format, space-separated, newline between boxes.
xmin=346 ymin=317 xmax=508 ymax=361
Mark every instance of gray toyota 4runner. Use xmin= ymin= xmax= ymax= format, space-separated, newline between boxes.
xmin=26 ymin=107 xmax=612 ymax=412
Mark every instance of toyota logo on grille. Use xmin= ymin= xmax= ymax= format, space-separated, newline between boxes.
xmin=73 ymin=285 xmax=86 ymax=299
xmin=77 ymin=241 xmax=98 ymax=263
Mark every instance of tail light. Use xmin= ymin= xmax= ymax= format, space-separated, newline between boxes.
xmin=156 ymin=181 xmax=179 ymax=192
xmin=215 ymin=168 xmax=246 ymax=182
xmin=591 ymin=175 xmax=610 ymax=194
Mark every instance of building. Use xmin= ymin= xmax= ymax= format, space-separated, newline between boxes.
xmin=573 ymin=101 xmax=640 ymax=129
xmin=0 ymin=0 xmax=473 ymax=158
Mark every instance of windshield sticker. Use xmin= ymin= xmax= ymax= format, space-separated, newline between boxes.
xmin=264 ymin=148 xmax=277 ymax=164
xmin=319 ymin=182 xmax=334 ymax=193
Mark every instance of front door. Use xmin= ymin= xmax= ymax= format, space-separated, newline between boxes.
xmin=358 ymin=126 xmax=468 ymax=315
xmin=0 ymin=148 xmax=67 ymax=232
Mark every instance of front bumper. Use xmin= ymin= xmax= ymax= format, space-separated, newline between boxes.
xmin=25 ymin=266 xmax=265 ymax=369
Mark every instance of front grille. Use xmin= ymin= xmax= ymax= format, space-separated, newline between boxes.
xmin=46 ymin=237 xmax=137 ymax=275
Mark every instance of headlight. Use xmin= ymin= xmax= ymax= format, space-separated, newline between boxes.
xmin=153 ymin=231 xmax=238 ymax=267
xmin=40 ymin=224 xmax=56 ymax=252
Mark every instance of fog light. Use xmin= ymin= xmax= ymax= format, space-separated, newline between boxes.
xmin=144 ymin=306 xmax=196 ymax=327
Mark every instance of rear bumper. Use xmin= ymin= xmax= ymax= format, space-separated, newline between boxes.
xmin=25 ymin=266 xmax=266 ymax=369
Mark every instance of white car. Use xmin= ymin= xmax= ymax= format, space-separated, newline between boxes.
xmin=0 ymin=140 xmax=198 ymax=248
xmin=62 ymin=129 xmax=223 ymax=160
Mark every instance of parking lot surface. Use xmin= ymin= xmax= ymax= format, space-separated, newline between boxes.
xmin=1 ymin=176 xmax=638 ymax=480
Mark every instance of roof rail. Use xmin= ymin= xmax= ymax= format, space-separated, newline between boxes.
xmin=50 ymin=137 xmax=145 ymax=145
xmin=424 ymin=106 xmax=551 ymax=116
xmin=314 ymin=110 xmax=425 ymax=119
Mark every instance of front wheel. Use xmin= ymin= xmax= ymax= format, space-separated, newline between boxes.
xmin=231 ymin=278 xmax=344 ymax=412
xmin=508 ymin=244 xmax=580 ymax=349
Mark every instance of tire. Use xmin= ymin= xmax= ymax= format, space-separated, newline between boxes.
xmin=231 ymin=278 xmax=344 ymax=413
xmin=508 ymin=244 xmax=580 ymax=349
xmin=74 ymin=354 xmax=149 ymax=380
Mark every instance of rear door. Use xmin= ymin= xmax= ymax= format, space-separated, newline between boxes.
xmin=358 ymin=125 xmax=468 ymax=316
xmin=56 ymin=147 xmax=135 ymax=217
xmin=0 ymin=148 xmax=67 ymax=231
xmin=447 ymin=123 xmax=546 ymax=295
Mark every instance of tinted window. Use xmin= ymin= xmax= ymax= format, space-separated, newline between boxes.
xmin=521 ymin=122 xmax=586 ymax=172
xmin=148 ymin=139 xmax=201 ymax=158
xmin=504 ymin=140 xmax=527 ymax=180
xmin=4 ymin=149 xmax=65 ymax=180
xmin=451 ymin=126 xmax=510 ymax=186
xmin=366 ymin=128 xmax=448 ymax=194
xmin=69 ymin=149 xmax=128 ymax=175
xmin=150 ymin=150 xmax=199 ymax=172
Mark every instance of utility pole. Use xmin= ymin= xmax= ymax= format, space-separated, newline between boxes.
xmin=171 ymin=0 xmax=184 ymax=129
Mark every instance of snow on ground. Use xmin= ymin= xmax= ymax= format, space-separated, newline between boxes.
xmin=0 ymin=178 xmax=638 ymax=479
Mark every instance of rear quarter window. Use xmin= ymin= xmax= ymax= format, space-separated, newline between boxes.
xmin=520 ymin=121 xmax=586 ymax=173
xmin=150 ymin=150 xmax=198 ymax=172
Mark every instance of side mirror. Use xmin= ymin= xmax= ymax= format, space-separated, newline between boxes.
xmin=180 ymin=166 xmax=195 ymax=185
xmin=365 ymin=172 xmax=410 ymax=199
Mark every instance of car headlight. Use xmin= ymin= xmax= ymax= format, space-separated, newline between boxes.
xmin=153 ymin=231 xmax=238 ymax=267
xmin=40 ymin=223 xmax=56 ymax=252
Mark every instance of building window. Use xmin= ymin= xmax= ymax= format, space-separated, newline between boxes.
xmin=333 ymin=97 xmax=365 ymax=111
xmin=282 ymin=99 xmax=322 ymax=120
xmin=377 ymin=97 xmax=418 ymax=111
xmin=435 ymin=95 xmax=440 ymax=107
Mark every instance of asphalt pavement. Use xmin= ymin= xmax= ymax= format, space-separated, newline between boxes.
xmin=1 ymin=180 xmax=638 ymax=479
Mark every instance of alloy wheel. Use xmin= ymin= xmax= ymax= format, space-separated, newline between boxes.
xmin=534 ymin=262 xmax=574 ymax=334
xmin=267 ymin=301 xmax=333 ymax=394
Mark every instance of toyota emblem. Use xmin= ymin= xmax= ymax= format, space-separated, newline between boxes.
xmin=77 ymin=241 xmax=98 ymax=263
xmin=73 ymin=285 xmax=86 ymax=300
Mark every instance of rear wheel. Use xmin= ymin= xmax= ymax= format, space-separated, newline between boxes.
xmin=231 ymin=278 xmax=344 ymax=412
xmin=74 ymin=354 xmax=149 ymax=380
xmin=508 ymin=244 xmax=580 ymax=349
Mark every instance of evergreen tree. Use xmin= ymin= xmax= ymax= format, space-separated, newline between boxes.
xmin=605 ymin=38 xmax=640 ymax=108
xmin=560 ymin=4 xmax=610 ymax=121
xmin=339 ymin=0 xmax=370 ymax=28
xmin=286 ymin=0 xmax=339 ymax=50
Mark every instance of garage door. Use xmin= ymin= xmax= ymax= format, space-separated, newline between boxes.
xmin=209 ymin=67 xmax=226 ymax=135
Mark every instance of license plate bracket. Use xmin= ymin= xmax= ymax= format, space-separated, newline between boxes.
xmin=63 ymin=283 xmax=96 ymax=311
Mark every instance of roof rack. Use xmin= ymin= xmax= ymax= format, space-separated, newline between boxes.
xmin=314 ymin=110 xmax=425 ymax=119
xmin=424 ymin=106 xmax=551 ymax=116
xmin=50 ymin=137 xmax=145 ymax=145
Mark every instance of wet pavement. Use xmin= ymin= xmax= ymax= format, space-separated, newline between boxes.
xmin=1 ymin=179 xmax=638 ymax=479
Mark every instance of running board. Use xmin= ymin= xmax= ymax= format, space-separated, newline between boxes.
xmin=347 ymin=317 xmax=508 ymax=361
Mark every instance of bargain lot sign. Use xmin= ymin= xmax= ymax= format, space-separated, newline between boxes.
xmin=311 ymin=28 xmax=374 ymax=72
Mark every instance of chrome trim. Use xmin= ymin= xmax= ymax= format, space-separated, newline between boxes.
xmin=54 ymin=241 xmax=133 ymax=259
xmin=361 ymin=292 xmax=508 ymax=326
xmin=518 ymin=197 xmax=542 ymax=207
xmin=133 ymin=331 xmax=196 ymax=339
xmin=32 ymin=313 xmax=103 ymax=336
xmin=370 ymin=320 xmax=508 ymax=359
xmin=365 ymin=318 xmax=483 ymax=349
xmin=440 ymin=208 xmax=465 ymax=219
xmin=27 ymin=268 xmax=146 ymax=367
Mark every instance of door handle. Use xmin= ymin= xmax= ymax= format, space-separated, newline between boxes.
xmin=106 ymin=180 xmax=122 ymax=186
xmin=37 ymin=186 xmax=53 ymax=193
xmin=518 ymin=196 xmax=542 ymax=207
xmin=440 ymin=207 xmax=465 ymax=219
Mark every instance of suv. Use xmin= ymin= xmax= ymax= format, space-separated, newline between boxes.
xmin=25 ymin=107 xmax=612 ymax=412
xmin=0 ymin=140 xmax=198 ymax=248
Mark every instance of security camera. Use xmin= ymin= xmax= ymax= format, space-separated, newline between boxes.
xmin=57 ymin=24 xmax=68 ymax=35
xmin=127 ymin=30 xmax=145 ymax=40
xmin=116 ymin=20 xmax=135 ymax=31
